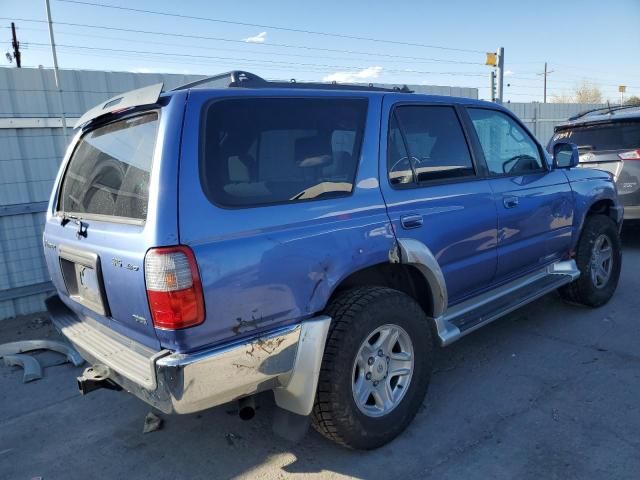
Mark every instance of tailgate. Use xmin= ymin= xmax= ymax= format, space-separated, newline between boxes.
xmin=44 ymin=111 xmax=167 ymax=350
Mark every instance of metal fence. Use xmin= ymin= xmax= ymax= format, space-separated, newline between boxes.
xmin=0 ymin=67 xmax=206 ymax=319
xmin=505 ymin=102 xmax=606 ymax=144
xmin=0 ymin=66 xmax=598 ymax=319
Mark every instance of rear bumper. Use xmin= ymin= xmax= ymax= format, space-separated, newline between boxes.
xmin=46 ymin=295 xmax=330 ymax=415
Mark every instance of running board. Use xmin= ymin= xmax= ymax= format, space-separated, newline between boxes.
xmin=435 ymin=260 xmax=580 ymax=346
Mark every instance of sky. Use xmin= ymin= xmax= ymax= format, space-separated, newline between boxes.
xmin=2 ymin=0 xmax=639 ymax=102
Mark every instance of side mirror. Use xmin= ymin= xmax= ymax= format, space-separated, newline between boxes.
xmin=553 ymin=142 xmax=579 ymax=169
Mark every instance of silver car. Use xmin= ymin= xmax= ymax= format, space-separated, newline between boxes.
xmin=550 ymin=105 xmax=640 ymax=220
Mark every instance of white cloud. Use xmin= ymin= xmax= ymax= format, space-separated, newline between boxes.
xmin=323 ymin=66 xmax=383 ymax=83
xmin=504 ymin=70 xmax=515 ymax=76
xmin=133 ymin=67 xmax=154 ymax=74
xmin=243 ymin=32 xmax=267 ymax=43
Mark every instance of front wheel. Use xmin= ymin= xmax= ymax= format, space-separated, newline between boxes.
xmin=311 ymin=287 xmax=433 ymax=449
xmin=559 ymin=214 xmax=622 ymax=307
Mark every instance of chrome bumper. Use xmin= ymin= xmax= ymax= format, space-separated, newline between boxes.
xmin=46 ymin=296 xmax=331 ymax=416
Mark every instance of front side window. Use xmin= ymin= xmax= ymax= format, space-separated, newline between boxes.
xmin=59 ymin=113 xmax=158 ymax=221
xmin=467 ymin=108 xmax=543 ymax=176
xmin=388 ymin=105 xmax=475 ymax=187
xmin=200 ymin=98 xmax=367 ymax=207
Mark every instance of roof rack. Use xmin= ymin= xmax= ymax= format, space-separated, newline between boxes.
xmin=568 ymin=103 xmax=639 ymax=121
xmin=170 ymin=70 xmax=413 ymax=93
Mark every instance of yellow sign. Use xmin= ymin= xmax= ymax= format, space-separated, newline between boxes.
xmin=619 ymin=85 xmax=626 ymax=93
xmin=485 ymin=52 xmax=497 ymax=66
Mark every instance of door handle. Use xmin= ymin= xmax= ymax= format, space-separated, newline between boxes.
xmin=400 ymin=214 xmax=423 ymax=229
xmin=503 ymin=196 xmax=519 ymax=209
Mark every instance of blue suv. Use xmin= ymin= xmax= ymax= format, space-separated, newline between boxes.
xmin=43 ymin=71 xmax=623 ymax=449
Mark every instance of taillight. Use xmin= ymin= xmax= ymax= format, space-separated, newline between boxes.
xmin=618 ymin=149 xmax=640 ymax=160
xmin=144 ymin=246 xmax=205 ymax=330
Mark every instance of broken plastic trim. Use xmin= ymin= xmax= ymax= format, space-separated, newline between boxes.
xmin=0 ymin=339 xmax=84 ymax=367
xmin=2 ymin=354 xmax=43 ymax=383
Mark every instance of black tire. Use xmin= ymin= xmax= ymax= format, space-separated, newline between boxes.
xmin=311 ymin=286 xmax=433 ymax=449
xmin=559 ymin=214 xmax=622 ymax=307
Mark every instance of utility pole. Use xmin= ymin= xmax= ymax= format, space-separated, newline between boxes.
xmin=44 ymin=0 xmax=68 ymax=140
xmin=496 ymin=47 xmax=504 ymax=103
xmin=543 ymin=62 xmax=547 ymax=103
xmin=539 ymin=62 xmax=554 ymax=103
xmin=11 ymin=22 xmax=21 ymax=68
xmin=485 ymin=49 xmax=502 ymax=102
xmin=490 ymin=70 xmax=496 ymax=102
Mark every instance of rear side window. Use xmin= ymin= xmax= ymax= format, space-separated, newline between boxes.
xmin=551 ymin=121 xmax=640 ymax=152
xmin=201 ymin=98 xmax=367 ymax=207
xmin=388 ymin=105 xmax=475 ymax=186
xmin=59 ymin=113 xmax=158 ymax=221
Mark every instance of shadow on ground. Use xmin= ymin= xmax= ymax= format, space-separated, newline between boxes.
xmin=1 ymin=228 xmax=639 ymax=479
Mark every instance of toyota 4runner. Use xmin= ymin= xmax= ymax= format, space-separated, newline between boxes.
xmin=43 ymin=71 xmax=623 ymax=449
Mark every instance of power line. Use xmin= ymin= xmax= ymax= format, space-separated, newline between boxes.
xmin=0 ymin=17 xmax=485 ymax=66
xmin=54 ymin=0 xmax=487 ymax=54
xmin=11 ymin=25 xmax=489 ymax=68
xmin=25 ymin=41 xmax=490 ymax=77
xmin=23 ymin=44 xmax=639 ymax=97
xmin=508 ymin=74 xmax=639 ymax=89
xmin=17 ymin=19 xmax=636 ymax=90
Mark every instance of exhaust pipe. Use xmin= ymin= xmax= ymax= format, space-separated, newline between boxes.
xmin=238 ymin=396 xmax=256 ymax=421
xmin=77 ymin=365 xmax=122 ymax=395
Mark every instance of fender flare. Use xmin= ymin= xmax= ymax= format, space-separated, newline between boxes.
xmin=573 ymin=195 xmax=623 ymax=251
xmin=395 ymin=238 xmax=448 ymax=318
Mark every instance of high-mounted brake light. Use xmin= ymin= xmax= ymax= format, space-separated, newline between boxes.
xmin=144 ymin=246 xmax=205 ymax=330
xmin=618 ymin=149 xmax=640 ymax=160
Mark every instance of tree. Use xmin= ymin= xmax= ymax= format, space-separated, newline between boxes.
xmin=574 ymin=81 xmax=603 ymax=103
xmin=551 ymin=80 xmax=604 ymax=104
xmin=625 ymin=96 xmax=640 ymax=106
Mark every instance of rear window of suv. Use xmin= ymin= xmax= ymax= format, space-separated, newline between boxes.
xmin=200 ymin=97 xmax=367 ymax=207
xmin=59 ymin=113 xmax=158 ymax=221
xmin=551 ymin=120 xmax=640 ymax=152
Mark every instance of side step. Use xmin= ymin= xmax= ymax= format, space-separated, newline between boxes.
xmin=435 ymin=260 xmax=580 ymax=346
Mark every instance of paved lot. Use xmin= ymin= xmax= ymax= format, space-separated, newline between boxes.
xmin=1 ymin=225 xmax=639 ymax=480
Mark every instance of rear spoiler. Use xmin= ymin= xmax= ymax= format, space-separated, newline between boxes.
xmin=74 ymin=83 xmax=163 ymax=129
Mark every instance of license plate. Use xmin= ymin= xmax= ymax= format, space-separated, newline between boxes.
xmin=59 ymin=245 xmax=109 ymax=316
xmin=77 ymin=264 xmax=99 ymax=297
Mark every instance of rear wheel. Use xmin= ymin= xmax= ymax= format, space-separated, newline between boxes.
xmin=311 ymin=286 xmax=433 ymax=449
xmin=559 ymin=214 xmax=622 ymax=307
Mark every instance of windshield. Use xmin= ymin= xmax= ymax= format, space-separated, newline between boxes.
xmin=59 ymin=113 xmax=159 ymax=221
xmin=200 ymin=98 xmax=367 ymax=207
xmin=551 ymin=120 xmax=640 ymax=152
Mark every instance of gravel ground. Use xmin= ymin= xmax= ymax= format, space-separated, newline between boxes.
xmin=1 ymin=225 xmax=639 ymax=480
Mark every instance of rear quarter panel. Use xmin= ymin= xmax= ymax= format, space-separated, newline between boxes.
xmin=172 ymin=90 xmax=396 ymax=353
